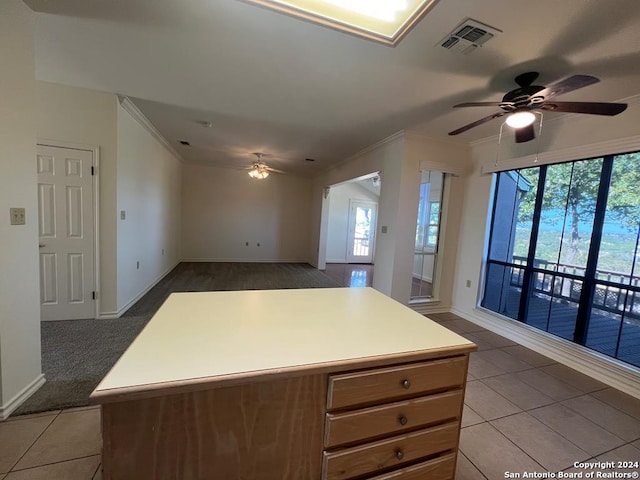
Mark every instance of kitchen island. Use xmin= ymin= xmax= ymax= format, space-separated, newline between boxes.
xmin=91 ymin=287 xmax=476 ymax=480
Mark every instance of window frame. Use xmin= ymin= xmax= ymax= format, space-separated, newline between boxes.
xmin=481 ymin=151 xmax=640 ymax=368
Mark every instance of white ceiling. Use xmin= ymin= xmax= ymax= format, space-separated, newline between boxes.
xmin=24 ymin=0 xmax=640 ymax=176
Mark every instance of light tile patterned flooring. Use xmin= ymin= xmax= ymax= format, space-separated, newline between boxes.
xmin=1 ymin=406 xmax=101 ymax=479
xmin=2 ymin=312 xmax=639 ymax=479
xmin=430 ymin=312 xmax=640 ymax=480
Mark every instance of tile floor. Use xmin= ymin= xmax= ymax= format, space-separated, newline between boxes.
xmin=430 ymin=312 xmax=640 ymax=480
xmin=1 ymin=406 xmax=101 ymax=479
xmin=2 ymin=312 xmax=639 ymax=480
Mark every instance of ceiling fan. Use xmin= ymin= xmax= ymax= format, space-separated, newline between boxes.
xmin=448 ymin=72 xmax=628 ymax=143
xmin=245 ymin=153 xmax=286 ymax=179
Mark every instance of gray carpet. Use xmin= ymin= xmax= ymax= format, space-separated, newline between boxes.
xmin=14 ymin=316 xmax=151 ymax=415
xmin=14 ymin=263 xmax=342 ymax=416
xmin=123 ymin=262 xmax=342 ymax=317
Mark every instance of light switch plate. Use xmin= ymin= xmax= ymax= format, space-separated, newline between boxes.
xmin=120 ymin=210 xmax=126 ymax=220
xmin=10 ymin=208 xmax=26 ymax=225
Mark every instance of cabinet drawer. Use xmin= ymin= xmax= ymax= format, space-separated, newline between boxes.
xmin=367 ymin=452 xmax=456 ymax=480
xmin=327 ymin=357 xmax=467 ymax=410
xmin=322 ymin=423 xmax=458 ymax=480
xmin=324 ymin=390 xmax=462 ymax=448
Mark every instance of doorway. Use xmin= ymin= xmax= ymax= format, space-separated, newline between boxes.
xmin=37 ymin=144 xmax=97 ymax=320
xmin=323 ymin=174 xmax=380 ymax=266
xmin=346 ymin=200 xmax=377 ymax=263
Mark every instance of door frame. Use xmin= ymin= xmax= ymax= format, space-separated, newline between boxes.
xmin=346 ymin=199 xmax=377 ymax=264
xmin=37 ymin=139 xmax=101 ymax=320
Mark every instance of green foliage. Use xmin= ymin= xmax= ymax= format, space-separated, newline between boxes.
xmin=513 ymin=153 xmax=640 ymax=267
xmin=605 ymin=152 xmax=640 ymax=228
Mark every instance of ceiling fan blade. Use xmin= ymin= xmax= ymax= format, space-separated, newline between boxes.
xmin=453 ymin=102 xmax=506 ymax=108
xmin=541 ymin=101 xmax=627 ymax=116
xmin=515 ymin=124 xmax=535 ymax=143
xmin=448 ymin=112 xmax=506 ymax=136
xmin=533 ymin=75 xmax=599 ymax=101
xmin=266 ymin=166 xmax=287 ymax=174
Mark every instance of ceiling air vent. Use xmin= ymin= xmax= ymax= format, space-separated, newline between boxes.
xmin=439 ymin=18 xmax=501 ymax=55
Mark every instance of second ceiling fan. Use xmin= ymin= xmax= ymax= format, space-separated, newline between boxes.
xmin=245 ymin=153 xmax=286 ymax=179
xmin=448 ymin=72 xmax=628 ymax=143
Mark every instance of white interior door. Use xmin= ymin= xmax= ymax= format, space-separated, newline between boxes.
xmin=346 ymin=200 xmax=377 ymax=263
xmin=37 ymin=145 xmax=95 ymax=320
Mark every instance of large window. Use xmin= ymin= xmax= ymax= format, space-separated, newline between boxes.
xmin=482 ymin=152 xmax=640 ymax=368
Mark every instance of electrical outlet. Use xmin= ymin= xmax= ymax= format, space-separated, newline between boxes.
xmin=10 ymin=208 xmax=26 ymax=225
xmin=466 ymin=280 xmax=472 ymax=288
xmin=381 ymin=226 xmax=388 ymax=234
xmin=136 ymin=261 xmax=140 ymax=270
xmin=120 ymin=210 xmax=126 ymax=220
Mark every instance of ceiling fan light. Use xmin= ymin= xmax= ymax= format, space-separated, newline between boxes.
xmin=505 ymin=111 xmax=536 ymax=129
xmin=248 ymin=167 xmax=269 ymax=179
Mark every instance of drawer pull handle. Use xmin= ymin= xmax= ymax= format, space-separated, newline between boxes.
xmin=398 ymin=415 xmax=408 ymax=426
xmin=401 ymin=379 xmax=411 ymax=389
xmin=395 ymin=449 xmax=404 ymax=460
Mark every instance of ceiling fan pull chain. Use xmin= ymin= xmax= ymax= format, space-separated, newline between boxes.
xmin=494 ymin=121 xmax=506 ymax=167
xmin=534 ymin=112 xmax=544 ymax=163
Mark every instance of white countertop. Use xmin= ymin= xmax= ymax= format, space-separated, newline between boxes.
xmin=93 ymin=288 xmax=474 ymax=396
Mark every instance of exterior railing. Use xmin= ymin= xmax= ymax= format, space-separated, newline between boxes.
xmin=352 ymin=237 xmax=370 ymax=257
xmin=509 ymin=256 xmax=640 ymax=320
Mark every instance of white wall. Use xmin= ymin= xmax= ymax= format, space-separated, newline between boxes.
xmin=312 ymin=133 xmax=419 ymax=302
xmin=312 ymin=132 xmax=471 ymax=306
xmin=406 ymin=133 xmax=470 ymax=311
xmin=35 ymin=81 xmax=119 ymax=316
xmin=116 ymin=103 xmax=182 ymax=314
xmin=326 ymin=182 xmax=379 ymax=263
xmin=182 ymin=164 xmax=312 ymax=262
xmin=0 ymin=0 xmax=43 ymax=418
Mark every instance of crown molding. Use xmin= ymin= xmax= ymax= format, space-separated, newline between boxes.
xmin=117 ymin=96 xmax=184 ymax=163
xmin=331 ymin=130 xmax=406 ymax=171
xmin=405 ymin=129 xmax=470 ymax=147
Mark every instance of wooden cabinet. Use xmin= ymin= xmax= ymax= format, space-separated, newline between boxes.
xmin=327 ymin=357 xmax=468 ymax=410
xmin=91 ymin=288 xmax=475 ymax=480
xmin=323 ymin=356 xmax=466 ymax=480
xmin=367 ymin=453 xmax=457 ymax=480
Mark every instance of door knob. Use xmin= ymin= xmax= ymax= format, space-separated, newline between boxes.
xmin=39 ymin=244 xmax=45 ymax=248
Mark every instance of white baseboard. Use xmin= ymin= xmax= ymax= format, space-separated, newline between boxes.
xmin=99 ymin=259 xmax=314 ymax=318
xmin=0 ymin=374 xmax=46 ymax=420
xmin=102 ymin=261 xmax=180 ymax=319
xmin=116 ymin=260 xmax=181 ymax=317
xmin=326 ymin=259 xmax=347 ymax=264
xmin=181 ymin=258 xmax=308 ymax=263
xmin=451 ymin=306 xmax=640 ymax=400
xmin=412 ymin=274 xmax=433 ymax=283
